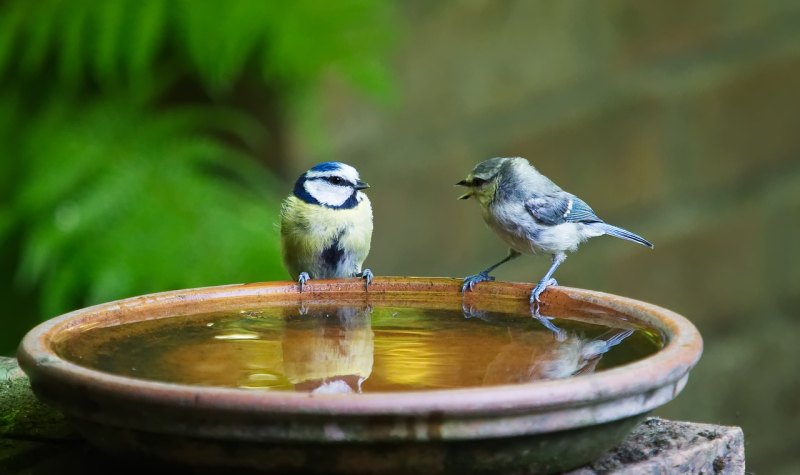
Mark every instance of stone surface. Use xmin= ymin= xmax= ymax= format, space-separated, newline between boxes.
xmin=1 ymin=356 xmax=744 ymax=474
xmin=567 ymin=417 xmax=745 ymax=475
xmin=1 ymin=357 xmax=77 ymax=465
xmin=0 ymin=357 xmax=25 ymax=381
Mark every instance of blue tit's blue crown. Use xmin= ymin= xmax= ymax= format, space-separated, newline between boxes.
xmin=292 ymin=162 xmax=362 ymax=209
xmin=308 ymin=161 xmax=343 ymax=173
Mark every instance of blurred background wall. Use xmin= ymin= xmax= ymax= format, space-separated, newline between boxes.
xmin=300 ymin=3 xmax=800 ymax=472
xmin=1 ymin=1 xmax=799 ymax=472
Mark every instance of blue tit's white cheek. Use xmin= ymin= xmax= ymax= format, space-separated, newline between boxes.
xmin=304 ymin=180 xmax=352 ymax=207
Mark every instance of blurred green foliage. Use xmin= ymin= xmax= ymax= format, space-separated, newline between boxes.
xmin=0 ymin=0 xmax=393 ymax=354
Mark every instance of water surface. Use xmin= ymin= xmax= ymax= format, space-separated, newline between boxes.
xmin=56 ymin=306 xmax=662 ymax=393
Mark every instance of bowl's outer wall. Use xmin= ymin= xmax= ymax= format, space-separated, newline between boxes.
xmin=73 ymin=413 xmax=648 ymax=474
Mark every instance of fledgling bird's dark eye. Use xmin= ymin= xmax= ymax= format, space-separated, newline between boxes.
xmin=472 ymin=177 xmax=486 ymax=186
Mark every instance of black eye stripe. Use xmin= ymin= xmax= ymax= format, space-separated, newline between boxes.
xmin=307 ymin=175 xmax=353 ymax=186
xmin=326 ymin=176 xmax=350 ymax=186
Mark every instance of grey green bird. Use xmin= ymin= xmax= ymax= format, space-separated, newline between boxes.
xmin=457 ymin=157 xmax=653 ymax=314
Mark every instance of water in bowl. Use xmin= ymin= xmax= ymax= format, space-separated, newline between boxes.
xmin=55 ymin=305 xmax=662 ymax=393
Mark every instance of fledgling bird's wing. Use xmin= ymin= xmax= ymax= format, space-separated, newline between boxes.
xmin=525 ymin=193 xmax=602 ymax=225
xmin=525 ymin=192 xmax=654 ymax=249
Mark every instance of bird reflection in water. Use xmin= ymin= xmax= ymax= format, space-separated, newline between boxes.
xmin=282 ymin=304 xmax=634 ymax=393
xmin=281 ymin=306 xmax=374 ymax=394
xmin=464 ymin=303 xmax=634 ymax=383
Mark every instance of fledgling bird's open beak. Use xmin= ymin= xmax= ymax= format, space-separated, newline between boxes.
xmin=354 ymin=180 xmax=370 ymax=190
xmin=455 ymin=179 xmax=472 ymax=200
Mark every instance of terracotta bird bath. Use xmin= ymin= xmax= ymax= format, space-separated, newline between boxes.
xmin=17 ymin=277 xmax=702 ymax=474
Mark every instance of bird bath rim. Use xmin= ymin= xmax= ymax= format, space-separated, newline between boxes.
xmin=18 ymin=277 xmax=702 ymax=441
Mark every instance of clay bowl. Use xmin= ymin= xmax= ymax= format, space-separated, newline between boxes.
xmin=18 ymin=277 xmax=702 ymax=474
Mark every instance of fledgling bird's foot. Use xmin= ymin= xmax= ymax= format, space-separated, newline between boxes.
xmin=357 ymin=269 xmax=374 ymax=289
xmin=532 ymin=315 xmax=567 ymax=342
xmin=530 ymin=278 xmax=558 ymax=314
xmin=461 ymin=271 xmax=495 ymax=292
xmin=297 ymin=272 xmax=311 ymax=292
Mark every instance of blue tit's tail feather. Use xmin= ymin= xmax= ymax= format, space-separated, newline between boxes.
xmin=596 ymin=223 xmax=654 ymax=249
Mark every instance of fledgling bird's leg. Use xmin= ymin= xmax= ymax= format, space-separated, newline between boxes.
xmin=530 ymin=252 xmax=566 ymax=314
xmin=297 ymin=272 xmax=311 ymax=292
xmin=532 ymin=314 xmax=567 ymax=342
xmin=356 ymin=269 xmax=373 ymax=289
xmin=462 ymin=249 xmax=521 ymax=292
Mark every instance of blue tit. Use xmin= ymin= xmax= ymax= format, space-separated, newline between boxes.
xmin=280 ymin=162 xmax=373 ymax=291
xmin=456 ymin=157 xmax=653 ymax=314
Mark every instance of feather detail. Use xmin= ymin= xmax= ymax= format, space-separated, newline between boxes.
xmin=525 ymin=194 xmax=602 ymax=225
xmin=280 ymin=195 xmax=373 ymax=279
xmin=593 ymin=223 xmax=654 ymax=248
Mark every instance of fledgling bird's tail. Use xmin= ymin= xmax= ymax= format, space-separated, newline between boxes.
xmin=595 ymin=223 xmax=654 ymax=249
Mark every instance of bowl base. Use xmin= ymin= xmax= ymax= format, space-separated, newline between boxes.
xmin=75 ymin=414 xmax=646 ymax=474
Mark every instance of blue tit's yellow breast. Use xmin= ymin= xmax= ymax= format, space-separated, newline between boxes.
xmin=280 ymin=195 xmax=373 ymax=278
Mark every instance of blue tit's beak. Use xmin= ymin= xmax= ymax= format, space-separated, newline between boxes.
xmin=455 ymin=179 xmax=471 ymax=199
xmin=354 ymin=180 xmax=370 ymax=190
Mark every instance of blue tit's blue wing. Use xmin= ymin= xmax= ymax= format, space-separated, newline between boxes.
xmin=525 ymin=193 xmax=603 ymax=225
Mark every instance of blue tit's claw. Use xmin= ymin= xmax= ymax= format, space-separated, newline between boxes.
xmin=461 ymin=302 xmax=491 ymax=321
xmin=461 ymin=271 xmax=495 ymax=293
xmin=359 ymin=269 xmax=374 ymax=289
xmin=297 ymin=272 xmax=310 ymax=292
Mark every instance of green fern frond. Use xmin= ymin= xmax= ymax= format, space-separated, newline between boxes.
xmin=0 ymin=0 xmax=395 ymax=343
xmin=16 ymin=0 xmax=62 ymax=76
xmin=91 ymin=0 xmax=129 ymax=85
xmin=14 ymin=99 xmax=285 ymax=316
xmin=0 ymin=0 xmax=25 ymax=74
xmin=0 ymin=0 xmax=393 ymax=99
xmin=126 ymin=0 xmax=167 ymax=81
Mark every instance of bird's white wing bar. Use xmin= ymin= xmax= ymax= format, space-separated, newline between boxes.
xmin=525 ymin=194 xmax=603 ymax=225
